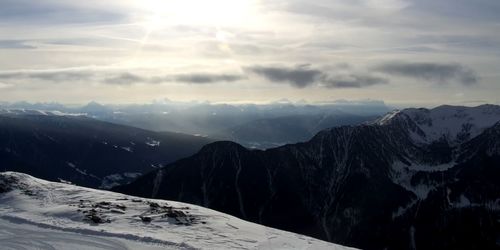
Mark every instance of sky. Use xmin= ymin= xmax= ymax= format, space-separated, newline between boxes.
xmin=0 ymin=0 xmax=499 ymax=107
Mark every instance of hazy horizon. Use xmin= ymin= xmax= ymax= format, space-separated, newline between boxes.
xmin=1 ymin=98 xmax=498 ymax=110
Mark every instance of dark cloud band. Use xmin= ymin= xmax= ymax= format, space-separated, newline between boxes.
xmin=246 ymin=65 xmax=388 ymax=89
xmin=321 ymin=74 xmax=389 ymax=88
xmin=173 ymin=73 xmax=245 ymax=84
xmin=245 ymin=65 xmax=322 ymax=88
xmin=0 ymin=70 xmax=246 ymax=85
xmin=374 ymin=62 xmax=479 ymax=85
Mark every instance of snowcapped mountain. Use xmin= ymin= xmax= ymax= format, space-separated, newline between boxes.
xmin=374 ymin=104 xmax=500 ymax=145
xmin=116 ymin=104 xmax=500 ymax=250
xmin=0 ymin=111 xmax=212 ymax=188
xmin=0 ymin=172 xmax=353 ymax=250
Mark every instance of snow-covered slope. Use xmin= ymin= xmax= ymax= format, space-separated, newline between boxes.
xmin=0 ymin=172 xmax=354 ymax=250
xmin=375 ymin=104 xmax=500 ymax=144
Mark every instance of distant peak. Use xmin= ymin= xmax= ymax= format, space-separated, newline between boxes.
xmin=85 ymin=101 xmax=103 ymax=107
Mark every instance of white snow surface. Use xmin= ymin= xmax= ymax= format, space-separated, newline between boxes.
xmin=0 ymin=218 xmax=171 ymax=250
xmin=0 ymin=172 xmax=355 ymax=250
xmin=376 ymin=105 xmax=500 ymax=144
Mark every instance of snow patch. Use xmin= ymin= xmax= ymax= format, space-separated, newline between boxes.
xmin=146 ymin=138 xmax=160 ymax=147
xmin=66 ymin=162 xmax=100 ymax=180
xmin=376 ymin=110 xmax=401 ymax=125
xmin=36 ymin=110 xmax=48 ymax=115
xmin=451 ymin=196 xmax=500 ymax=210
xmin=49 ymin=110 xmax=86 ymax=116
xmin=121 ymin=146 xmax=133 ymax=152
xmin=390 ymin=161 xmax=454 ymax=200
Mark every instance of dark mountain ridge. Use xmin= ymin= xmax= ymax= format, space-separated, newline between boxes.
xmin=0 ymin=111 xmax=212 ymax=188
xmin=116 ymin=105 xmax=500 ymax=249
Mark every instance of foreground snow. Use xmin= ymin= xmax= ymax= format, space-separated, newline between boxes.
xmin=0 ymin=172 xmax=354 ymax=250
xmin=0 ymin=218 xmax=170 ymax=250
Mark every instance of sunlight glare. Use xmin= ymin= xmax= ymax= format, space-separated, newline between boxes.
xmin=142 ymin=0 xmax=253 ymax=27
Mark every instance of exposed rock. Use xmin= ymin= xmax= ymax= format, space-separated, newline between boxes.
xmin=140 ymin=216 xmax=152 ymax=223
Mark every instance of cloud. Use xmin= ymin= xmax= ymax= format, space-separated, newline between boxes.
xmin=0 ymin=70 xmax=95 ymax=82
xmin=246 ymin=65 xmax=322 ymax=88
xmin=0 ymin=40 xmax=36 ymax=49
xmin=374 ymin=62 xmax=479 ymax=85
xmin=0 ymin=0 xmax=127 ymax=24
xmin=247 ymin=65 xmax=388 ymax=88
xmin=408 ymin=0 xmax=500 ymax=23
xmin=0 ymin=70 xmax=246 ymax=85
xmin=105 ymin=73 xmax=245 ymax=85
xmin=321 ymin=74 xmax=389 ymax=88
xmin=173 ymin=73 xmax=245 ymax=84
xmin=104 ymin=73 xmax=146 ymax=85
xmin=1 ymin=65 xmax=388 ymax=90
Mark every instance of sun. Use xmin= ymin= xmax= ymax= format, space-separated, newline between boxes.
xmin=142 ymin=0 xmax=253 ymax=27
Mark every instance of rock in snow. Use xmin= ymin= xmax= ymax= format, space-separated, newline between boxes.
xmin=0 ymin=172 xmax=355 ymax=250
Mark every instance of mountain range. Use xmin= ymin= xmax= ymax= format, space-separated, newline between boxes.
xmin=0 ymin=100 xmax=387 ymax=148
xmin=116 ymin=104 xmax=500 ymax=249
